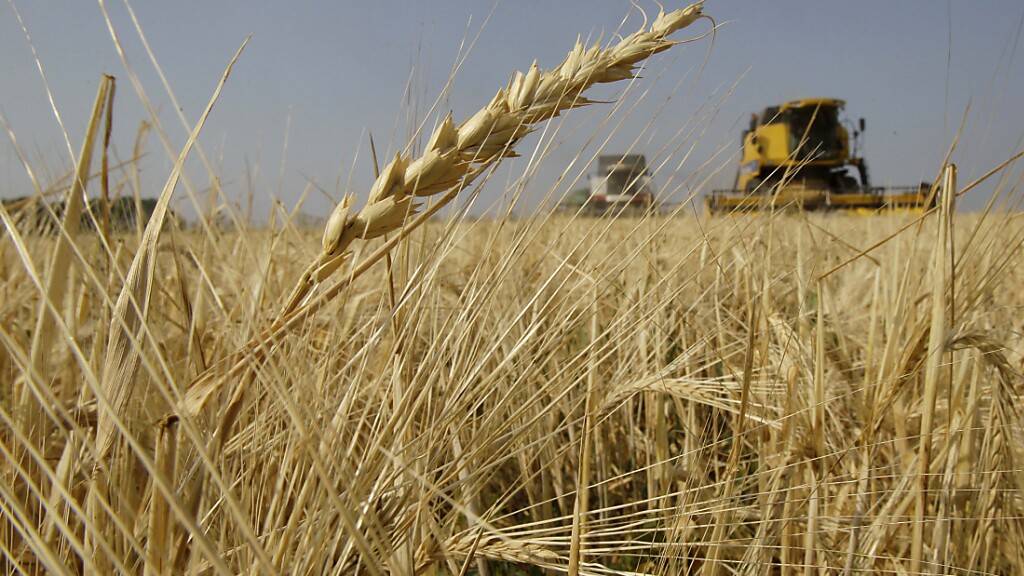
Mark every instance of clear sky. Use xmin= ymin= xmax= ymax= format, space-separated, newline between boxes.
xmin=2 ymin=1 xmax=1023 ymax=217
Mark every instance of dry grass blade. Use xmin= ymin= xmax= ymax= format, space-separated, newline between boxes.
xmin=94 ymin=37 xmax=249 ymax=459
xmin=911 ymin=163 xmax=956 ymax=572
xmin=26 ymin=77 xmax=113 ymax=409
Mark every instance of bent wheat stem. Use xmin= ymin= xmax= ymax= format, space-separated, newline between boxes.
xmin=183 ymin=2 xmax=707 ymax=417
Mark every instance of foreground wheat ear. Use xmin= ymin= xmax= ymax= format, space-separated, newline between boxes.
xmin=182 ymin=2 xmax=708 ymax=419
xmin=280 ymin=1 xmax=706 ymax=314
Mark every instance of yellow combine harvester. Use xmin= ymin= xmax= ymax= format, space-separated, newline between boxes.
xmin=706 ymin=98 xmax=932 ymax=213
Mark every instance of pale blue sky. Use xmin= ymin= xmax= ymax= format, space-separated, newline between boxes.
xmin=2 ymin=1 xmax=1023 ymax=216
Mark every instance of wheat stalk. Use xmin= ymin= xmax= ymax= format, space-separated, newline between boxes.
xmin=419 ymin=532 xmax=564 ymax=574
xmin=280 ymin=2 xmax=706 ymax=316
xmin=186 ymin=2 xmax=707 ymax=418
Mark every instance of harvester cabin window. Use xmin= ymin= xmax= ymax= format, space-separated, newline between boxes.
xmin=784 ymin=106 xmax=841 ymax=161
xmin=607 ymin=166 xmax=647 ymax=197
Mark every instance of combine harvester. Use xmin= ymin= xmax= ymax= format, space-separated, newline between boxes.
xmin=560 ymin=154 xmax=655 ymax=215
xmin=706 ymin=98 xmax=933 ymax=213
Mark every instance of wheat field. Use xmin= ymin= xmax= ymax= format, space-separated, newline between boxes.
xmin=3 ymin=209 xmax=1024 ymax=574
xmin=3 ymin=1 xmax=1024 ymax=575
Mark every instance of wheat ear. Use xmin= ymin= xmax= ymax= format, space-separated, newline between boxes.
xmin=280 ymin=2 xmax=705 ymax=315
xmin=185 ymin=3 xmax=707 ymax=420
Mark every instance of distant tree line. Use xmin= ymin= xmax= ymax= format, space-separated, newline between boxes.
xmin=0 ymin=196 xmax=177 ymax=234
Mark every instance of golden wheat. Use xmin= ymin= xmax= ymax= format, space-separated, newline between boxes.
xmin=4 ymin=2 xmax=1024 ymax=575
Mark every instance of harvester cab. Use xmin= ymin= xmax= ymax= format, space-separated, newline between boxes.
xmin=559 ymin=154 xmax=654 ymax=215
xmin=708 ymin=98 xmax=932 ymax=213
